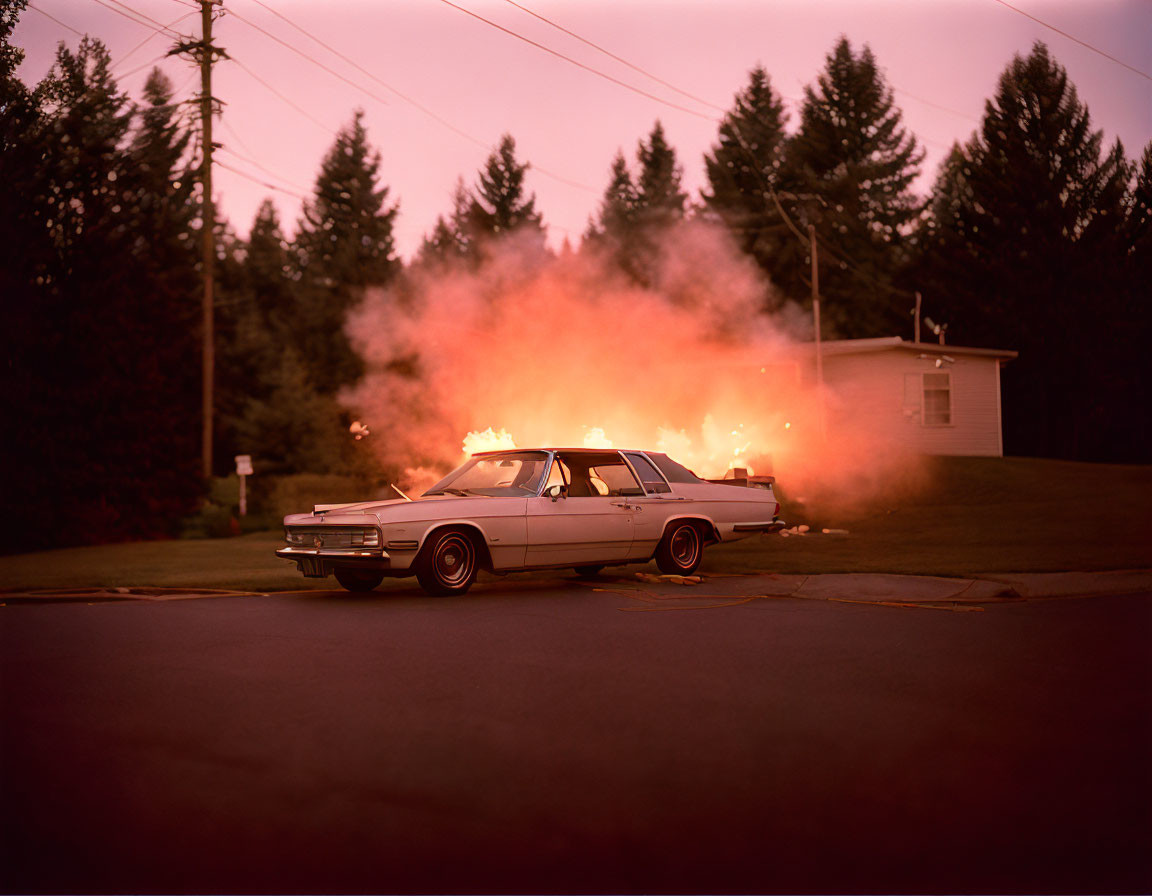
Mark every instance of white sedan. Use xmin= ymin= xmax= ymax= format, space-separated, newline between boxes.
xmin=276 ymin=448 xmax=784 ymax=595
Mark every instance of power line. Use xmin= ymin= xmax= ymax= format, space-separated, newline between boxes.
xmin=27 ymin=3 xmax=85 ymax=38
xmin=987 ymin=0 xmax=1152 ymax=82
xmin=218 ymin=143 xmax=312 ymax=195
xmin=242 ymin=0 xmax=481 ymax=148
xmin=892 ymin=86 xmax=980 ymax=125
xmin=235 ymin=0 xmax=597 ymax=195
xmin=434 ymin=0 xmax=718 ymax=123
xmin=90 ymin=0 xmax=183 ymax=39
xmin=112 ymin=9 xmax=196 ymax=70
xmin=227 ymin=56 xmax=339 ymax=136
xmin=117 ymin=50 xmax=172 ymax=80
xmin=216 ymin=157 xmax=309 ymax=200
xmin=224 ymin=7 xmax=394 ymax=109
xmin=500 ymin=0 xmax=725 ymax=114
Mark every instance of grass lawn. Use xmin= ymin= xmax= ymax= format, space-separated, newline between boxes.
xmin=2 ymin=457 xmax=1149 ymax=592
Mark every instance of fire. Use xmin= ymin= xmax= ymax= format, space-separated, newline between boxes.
xmin=345 ymin=221 xmax=925 ymax=509
xmin=462 ymin=427 xmax=517 ymax=455
xmin=582 ymin=427 xmax=614 ymax=449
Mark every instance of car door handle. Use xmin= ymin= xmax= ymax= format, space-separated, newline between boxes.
xmin=610 ymin=501 xmax=642 ymax=511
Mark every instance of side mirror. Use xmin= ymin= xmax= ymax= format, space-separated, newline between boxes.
xmin=546 ymin=484 xmax=567 ymax=502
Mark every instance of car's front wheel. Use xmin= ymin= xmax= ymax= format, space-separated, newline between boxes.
xmin=654 ymin=521 xmax=703 ymax=575
xmin=415 ymin=529 xmax=478 ymax=596
xmin=334 ymin=568 xmax=384 ymax=592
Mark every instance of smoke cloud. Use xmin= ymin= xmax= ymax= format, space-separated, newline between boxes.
xmin=343 ymin=220 xmax=922 ymax=510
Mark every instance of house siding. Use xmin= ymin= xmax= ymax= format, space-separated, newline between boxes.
xmin=817 ymin=349 xmax=1005 ymax=457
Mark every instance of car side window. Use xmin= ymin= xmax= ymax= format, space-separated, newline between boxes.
xmin=587 ymin=463 xmax=644 ymax=497
xmin=624 ymin=453 xmax=672 ymax=494
xmin=544 ymin=457 xmax=570 ymax=492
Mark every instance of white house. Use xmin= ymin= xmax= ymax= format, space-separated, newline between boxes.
xmin=797 ymin=337 xmax=1018 ymax=457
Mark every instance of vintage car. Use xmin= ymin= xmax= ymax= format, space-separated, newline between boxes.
xmin=276 ymin=448 xmax=784 ymax=595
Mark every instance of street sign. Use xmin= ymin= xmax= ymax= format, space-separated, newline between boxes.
xmin=235 ymin=455 xmax=253 ymax=476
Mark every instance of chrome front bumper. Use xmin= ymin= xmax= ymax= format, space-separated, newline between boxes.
xmin=275 ymin=547 xmax=391 ymax=578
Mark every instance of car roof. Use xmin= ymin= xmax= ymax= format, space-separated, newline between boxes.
xmin=471 ymin=447 xmax=660 ymax=457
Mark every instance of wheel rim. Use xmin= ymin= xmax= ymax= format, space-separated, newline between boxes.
xmin=433 ymin=534 xmax=474 ymax=587
xmin=670 ymin=525 xmax=700 ymax=569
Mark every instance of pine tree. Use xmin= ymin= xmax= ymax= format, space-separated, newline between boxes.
xmin=592 ymin=121 xmax=688 ymax=285
xmin=583 ymin=150 xmax=640 ymax=277
xmin=293 ymin=110 xmax=399 ymax=391
xmin=466 ymin=133 xmax=546 ymax=253
xmin=702 ymin=66 xmax=791 ymax=309
xmin=784 ymin=37 xmax=923 ymax=337
xmin=913 ymin=43 xmax=1138 ymax=460
xmin=1124 ymin=143 xmax=1152 ymax=287
xmin=417 ymin=178 xmax=473 ymax=267
xmin=4 ymin=39 xmax=204 ymax=547
xmin=634 ymin=120 xmax=687 ymax=231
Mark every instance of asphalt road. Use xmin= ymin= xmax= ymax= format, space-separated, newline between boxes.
xmin=2 ymin=578 xmax=1149 ymax=895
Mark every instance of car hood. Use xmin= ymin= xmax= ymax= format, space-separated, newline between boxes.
xmin=285 ymin=493 xmax=522 ymax=526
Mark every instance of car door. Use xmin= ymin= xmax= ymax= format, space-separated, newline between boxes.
xmin=621 ymin=451 xmax=690 ymax=559
xmin=524 ymin=453 xmax=637 ymax=566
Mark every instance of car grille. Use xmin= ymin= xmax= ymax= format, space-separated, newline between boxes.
xmin=284 ymin=526 xmax=381 ymax=550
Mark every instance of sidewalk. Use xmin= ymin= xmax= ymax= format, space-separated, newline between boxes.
xmin=3 ymin=570 xmax=1151 ymax=605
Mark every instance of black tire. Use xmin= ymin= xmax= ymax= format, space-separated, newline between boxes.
xmin=654 ymin=521 xmax=704 ymax=575
xmin=574 ymin=565 xmax=605 ymax=578
xmin=416 ymin=529 xmax=478 ymax=596
xmin=334 ymin=568 xmax=384 ymax=593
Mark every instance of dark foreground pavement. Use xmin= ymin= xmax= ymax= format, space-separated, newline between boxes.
xmin=2 ymin=577 xmax=1149 ymax=894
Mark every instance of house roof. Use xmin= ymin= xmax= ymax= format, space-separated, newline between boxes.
xmin=798 ymin=336 xmax=1018 ymax=361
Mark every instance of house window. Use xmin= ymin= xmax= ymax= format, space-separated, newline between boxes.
xmin=923 ymin=372 xmax=951 ymax=425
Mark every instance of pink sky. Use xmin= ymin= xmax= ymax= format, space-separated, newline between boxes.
xmin=14 ymin=0 xmax=1152 ymax=259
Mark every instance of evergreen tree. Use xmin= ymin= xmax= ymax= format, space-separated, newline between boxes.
xmin=4 ymin=40 xmax=204 ymax=548
xmin=784 ymin=37 xmax=923 ymax=337
xmin=1125 ymin=143 xmax=1152 ymax=287
xmin=417 ymin=178 xmax=473 ymax=267
xmin=294 ymin=109 xmax=399 ymax=390
xmin=702 ymin=66 xmax=791 ymax=310
xmin=634 ymin=120 xmax=687 ymax=230
xmin=589 ymin=122 xmax=687 ymax=285
xmin=913 ymin=43 xmax=1139 ymax=460
xmin=583 ymin=150 xmax=640 ymax=277
xmin=466 ymin=133 xmax=546 ymax=253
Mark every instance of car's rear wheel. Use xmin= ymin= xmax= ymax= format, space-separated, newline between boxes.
xmin=416 ymin=529 xmax=478 ymax=596
xmin=655 ymin=521 xmax=703 ymax=575
xmin=574 ymin=565 xmax=604 ymax=578
xmin=334 ymin=568 xmax=384 ymax=593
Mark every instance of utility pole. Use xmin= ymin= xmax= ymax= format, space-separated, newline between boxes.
xmin=170 ymin=3 xmax=223 ymax=478
xmin=809 ymin=223 xmax=826 ymax=440
xmin=198 ymin=0 xmax=216 ymax=480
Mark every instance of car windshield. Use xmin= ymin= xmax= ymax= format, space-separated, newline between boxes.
xmin=423 ymin=451 xmax=550 ymax=498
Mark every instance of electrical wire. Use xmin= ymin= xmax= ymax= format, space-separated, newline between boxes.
xmin=223 ymin=7 xmax=393 ymax=108
xmin=117 ymin=50 xmax=173 ymax=80
xmin=112 ymin=9 xmax=196 ymax=70
xmin=217 ymin=144 xmax=313 ymax=195
xmin=500 ymin=0 xmax=725 ymax=114
xmin=227 ymin=56 xmax=339 ymax=136
xmin=216 ymin=158 xmax=309 ymax=200
xmin=434 ymin=0 xmax=718 ymax=123
xmin=239 ymin=0 xmax=598 ymax=195
xmin=27 ymin=3 xmax=86 ymax=38
xmin=90 ymin=0 xmax=184 ymax=39
xmin=987 ymin=0 xmax=1152 ymax=82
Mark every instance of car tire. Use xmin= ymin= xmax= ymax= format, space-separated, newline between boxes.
xmin=654 ymin=521 xmax=703 ymax=575
xmin=416 ymin=529 xmax=478 ymax=596
xmin=574 ymin=565 xmax=605 ymax=578
xmin=334 ymin=568 xmax=384 ymax=593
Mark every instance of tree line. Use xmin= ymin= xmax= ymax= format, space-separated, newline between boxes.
xmin=2 ymin=1 xmax=1148 ymax=549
